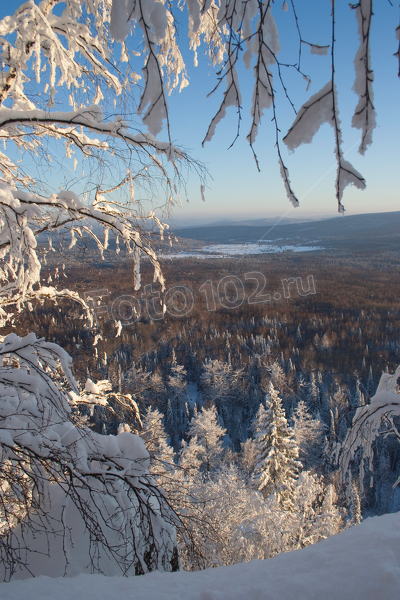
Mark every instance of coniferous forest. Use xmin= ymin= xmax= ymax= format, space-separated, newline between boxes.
xmin=5 ymin=244 xmax=399 ymax=570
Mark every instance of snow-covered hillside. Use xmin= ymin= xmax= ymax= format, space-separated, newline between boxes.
xmin=1 ymin=512 xmax=399 ymax=600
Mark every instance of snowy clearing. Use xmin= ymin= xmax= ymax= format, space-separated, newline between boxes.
xmin=1 ymin=512 xmax=399 ymax=600
xmin=202 ymin=243 xmax=324 ymax=255
xmin=158 ymin=252 xmax=225 ymax=259
xmin=159 ymin=243 xmax=324 ymax=260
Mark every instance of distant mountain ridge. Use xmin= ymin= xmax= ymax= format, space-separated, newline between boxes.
xmin=173 ymin=211 xmax=400 ymax=248
xmin=168 ymin=215 xmax=334 ymax=229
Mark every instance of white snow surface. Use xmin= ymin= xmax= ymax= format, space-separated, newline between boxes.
xmin=1 ymin=512 xmax=399 ymax=599
xmin=159 ymin=243 xmax=324 ymax=260
xmin=202 ymin=243 xmax=324 ymax=255
xmin=186 ymin=382 xmax=202 ymax=409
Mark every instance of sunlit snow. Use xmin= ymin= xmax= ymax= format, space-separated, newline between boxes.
xmin=1 ymin=513 xmax=398 ymax=600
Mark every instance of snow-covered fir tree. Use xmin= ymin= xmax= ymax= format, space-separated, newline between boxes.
xmin=140 ymin=407 xmax=175 ymax=490
xmin=269 ymin=362 xmax=291 ymax=403
xmin=180 ymin=405 xmax=226 ymax=474
xmin=253 ymin=384 xmax=302 ymax=510
xmin=330 ymin=387 xmax=350 ymax=441
xmin=349 ymin=481 xmax=362 ymax=526
xmin=291 ymin=401 xmax=325 ymax=468
xmin=353 ymin=379 xmax=365 ymax=408
xmin=167 ymin=364 xmax=190 ymax=444
xmin=366 ymin=366 xmax=375 ymax=400
xmin=308 ymin=372 xmax=321 ymax=412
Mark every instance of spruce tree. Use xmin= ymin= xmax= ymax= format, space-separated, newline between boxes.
xmin=253 ymin=383 xmax=302 ymax=510
xmin=353 ymin=379 xmax=365 ymax=408
xmin=140 ymin=407 xmax=175 ymax=491
xmin=366 ymin=366 xmax=375 ymax=400
xmin=168 ymin=363 xmax=190 ymax=442
xmin=291 ymin=401 xmax=325 ymax=468
xmin=182 ymin=405 xmax=226 ymax=474
xmin=349 ymin=481 xmax=362 ymax=526
xmin=308 ymin=372 xmax=321 ymax=412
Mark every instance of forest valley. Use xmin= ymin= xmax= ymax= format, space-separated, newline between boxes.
xmin=3 ymin=248 xmax=399 ymax=575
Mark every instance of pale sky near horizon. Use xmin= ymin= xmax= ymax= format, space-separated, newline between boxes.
xmin=1 ymin=1 xmax=399 ymax=225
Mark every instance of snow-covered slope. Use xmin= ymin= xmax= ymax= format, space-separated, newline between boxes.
xmin=1 ymin=512 xmax=399 ymax=600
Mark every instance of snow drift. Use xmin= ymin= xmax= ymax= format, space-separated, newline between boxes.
xmin=0 ymin=512 xmax=399 ymax=600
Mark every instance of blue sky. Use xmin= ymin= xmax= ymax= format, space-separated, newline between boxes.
xmin=1 ymin=1 xmax=399 ymax=224
xmin=160 ymin=0 xmax=400 ymax=224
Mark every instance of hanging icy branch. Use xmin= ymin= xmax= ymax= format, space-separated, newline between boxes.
xmin=283 ymin=1 xmax=366 ymax=213
xmin=330 ymin=2 xmax=366 ymax=213
xmin=201 ymin=0 xmax=243 ymax=148
xmin=278 ymin=151 xmax=299 ymax=208
xmin=283 ymin=81 xmax=333 ymax=149
xmin=202 ymin=56 xmax=242 ymax=147
xmin=247 ymin=2 xmax=280 ymax=151
xmin=350 ymin=0 xmax=376 ymax=154
xmin=0 ymin=177 xmax=169 ymax=315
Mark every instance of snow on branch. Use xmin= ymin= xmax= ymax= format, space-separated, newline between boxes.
xmin=0 ymin=178 xmax=171 ymax=319
xmin=283 ymin=81 xmax=333 ymax=150
xmin=0 ymin=332 xmax=178 ymax=580
xmin=339 ymin=365 xmax=400 ymax=496
xmin=283 ymin=1 xmax=367 ymax=213
xmin=0 ymin=0 xmax=208 ymax=322
xmin=350 ymin=0 xmax=376 ymax=155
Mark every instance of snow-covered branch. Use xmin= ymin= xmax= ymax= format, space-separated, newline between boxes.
xmin=0 ymin=179 xmax=172 ymax=318
xmin=0 ymin=332 xmax=179 ymax=580
xmin=339 ymin=365 xmax=400 ymax=495
xmin=283 ymin=1 xmax=367 ymax=213
xmin=350 ymin=0 xmax=376 ymax=154
xmin=0 ymin=1 xmax=208 ymax=320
